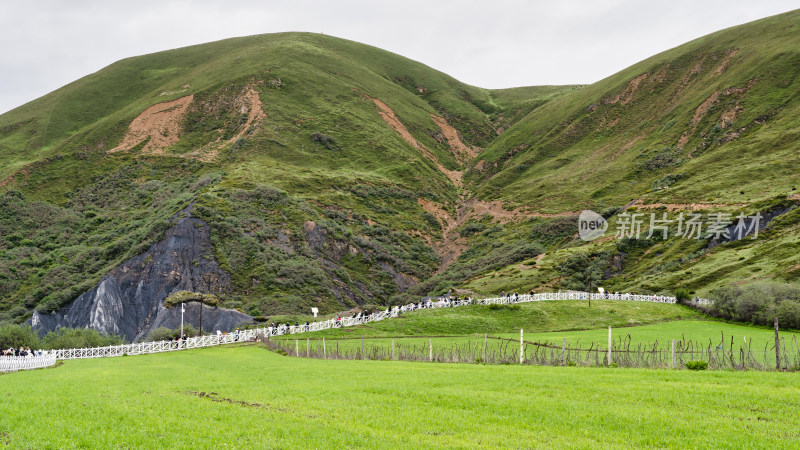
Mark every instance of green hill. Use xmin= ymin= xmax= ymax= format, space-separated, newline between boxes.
xmin=471 ymin=10 xmax=800 ymax=210
xmin=1 ymin=11 xmax=800 ymax=326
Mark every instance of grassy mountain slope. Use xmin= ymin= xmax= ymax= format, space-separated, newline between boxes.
xmin=1 ymin=32 xmax=575 ymax=322
xmin=1 ymin=10 xmax=800 ymax=325
xmin=443 ymin=9 xmax=800 ymax=299
xmin=470 ymin=10 xmax=800 ymax=210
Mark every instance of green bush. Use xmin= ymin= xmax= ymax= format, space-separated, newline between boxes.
xmin=685 ymin=360 xmax=708 ymax=371
xmin=0 ymin=324 xmax=41 ymax=350
xmin=310 ymin=132 xmax=336 ymax=150
xmin=42 ymin=328 xmax=123 ymax=350
xmin=530 ymin=216 xmax=577 ymax=245
xmin=460 ymin=221 xmax=485 ymax=237
xmin=557 ymin=251 xmax=609 ymax=291
xmin=674 ymin=288 xmax=691 ymax=303
xmin=422 ymin=212 xmax=441 ymax=231
xmin=146 ymin=324 xmax=199 ymax=342
xmin=707 ymin=282 xmax=800 ymax=328
xmin=164 ymin=291 xmax=220 ymax=308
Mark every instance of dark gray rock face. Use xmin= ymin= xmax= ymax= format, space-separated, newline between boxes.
xmin=31 ymin=212 xmax=251 ymax=342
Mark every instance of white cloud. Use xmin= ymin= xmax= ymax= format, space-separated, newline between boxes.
xmin=0 ymin=0 xmax=796 ymax=113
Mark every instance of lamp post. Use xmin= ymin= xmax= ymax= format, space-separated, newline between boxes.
xmin=180 ymin=303 xmax=185 ymax=339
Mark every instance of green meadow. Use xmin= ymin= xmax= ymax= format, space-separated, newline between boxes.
xmin=275 ymin=301 xmax=798 ymax=367
xmin=2 ymin=345 xmax=799 ymax=448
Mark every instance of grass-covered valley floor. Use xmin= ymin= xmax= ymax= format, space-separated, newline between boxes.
xmin=5 ymin=300 xmax=800 ymax=447
xmin=2 ymin=344 xmax=799 ymax=448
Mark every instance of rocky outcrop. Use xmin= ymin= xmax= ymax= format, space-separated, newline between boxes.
xmin=31 ymin=210 xmax=252 ymax=342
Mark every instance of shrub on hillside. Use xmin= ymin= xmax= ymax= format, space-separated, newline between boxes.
xmin=146 ymin=325 xmax=199 ymax=342
xmin=707 ymin=282 xmax=800 ymax=329
xmin=310 ymin=132 xmax=336 ymax=150
xmin=460 ymin=221 xmax=485 ymax=237
xmin=674 ymin=288 xmax=691 ymax=304
xmin=422 ymin=212 xmax=441 ymax=231
xmin=0 ymin=324 xmax=41 ymax=350
xmin=557 ymin=252 xmax=609 ymax=291
xmin=42 ymin=328 xmax=123 ymax=350
xmin=530 ymin=216 xmax=576 ymax=246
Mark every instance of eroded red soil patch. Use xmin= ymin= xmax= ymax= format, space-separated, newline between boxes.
xmin=110 ymin=95 xmax=194 ymax=155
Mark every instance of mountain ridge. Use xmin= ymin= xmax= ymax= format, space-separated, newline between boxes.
xmin=1 ymin=10 xmax=799 ymax=335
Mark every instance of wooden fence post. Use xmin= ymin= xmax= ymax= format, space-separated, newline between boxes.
xmin=671 ymin=339 xmax=675 ymax=369
xmin=429 ymin=338 xmax=433 ymax=362
xmin=306 ymin=338 xmax=309 ymax=357
xmin=561 ymin=338 xmax=566 ymax=366
xmin=608 ymin=326 xmax=612 ymax=366
xmin=295 ymin=340 xmax=299 ymax=357
xmin=520 ymin=329 xmax=524 ymax=364
xmin=775 ymin=317 xmax=781 ymax=370
xmin=323 ymin=337 xmax=326 ymax=359
xmin=483 ymin=333 xmax=487 ymax=363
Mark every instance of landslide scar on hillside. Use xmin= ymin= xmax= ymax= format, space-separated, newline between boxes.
xmin=110 ymin=95 xmax=194 ymax=155
xmin=185 ymin=88 xmax=266 ymax=162
xmin=109 ymin=88 xmax=265 ymax=162
xmin=605 ymin=73 xmax=648 ymax=105
xmin=363 ymin=93 xmax=462 ymax=187
xmin=418 ymin=196 xmax=559 ymax=272
xmin=430 ymin=114 xmax=479 ymax=164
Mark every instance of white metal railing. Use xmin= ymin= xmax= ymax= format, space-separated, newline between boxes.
xmin=0 ymin=354 xmax=57 ymax=372
xmin=48 ymin=291 xmax=712 ymax=361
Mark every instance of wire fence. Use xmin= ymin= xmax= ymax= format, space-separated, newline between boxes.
xmin=263 ymin=332 xmax=800 ymax=371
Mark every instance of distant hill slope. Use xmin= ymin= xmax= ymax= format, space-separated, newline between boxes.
xmin=1 ymin=10 xmax=799 ymax=333
xmin=470 ymin=9 xmax=800 ymax=211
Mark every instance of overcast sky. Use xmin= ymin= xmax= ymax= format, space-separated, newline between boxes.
xmin=0 ymin=1 xmax=796 ymax=114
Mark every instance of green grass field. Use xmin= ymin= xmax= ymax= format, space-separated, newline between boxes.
xmin=310 ymin=301 xmax=703 ymax=338
xmin=2 ymin=345 xmax=799 ymax=448
xmin=273 ymin=301 xmax=798 ymax=368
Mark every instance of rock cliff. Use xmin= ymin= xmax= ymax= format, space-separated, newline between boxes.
xmin=31 ymin=210 xmax=251 ymax=342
